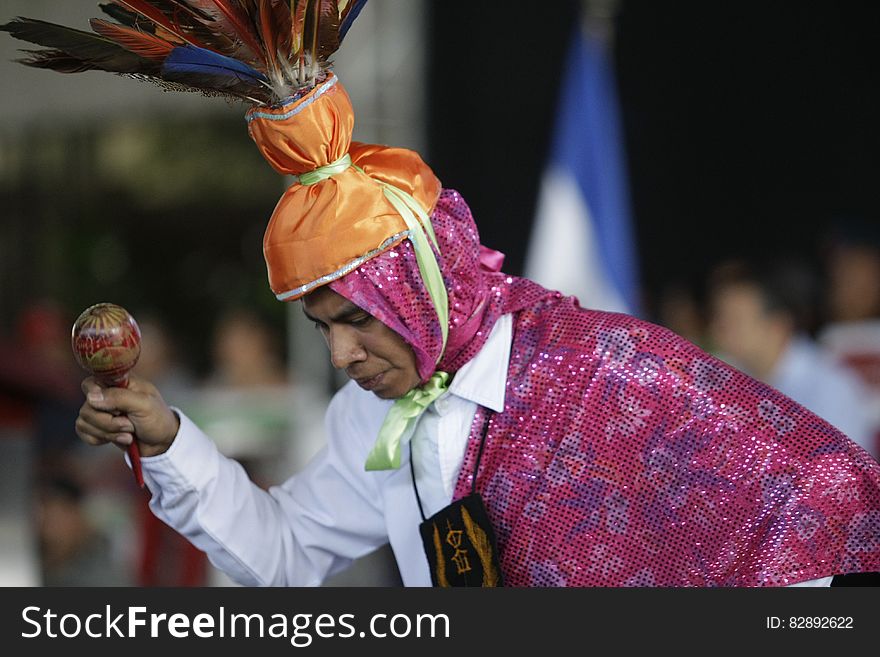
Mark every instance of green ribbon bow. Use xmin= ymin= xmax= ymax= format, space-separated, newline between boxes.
xmin=293 ymin=153 xmax=352 ymax=186
xmin=365 ymin=371 xmax=450 ymax=470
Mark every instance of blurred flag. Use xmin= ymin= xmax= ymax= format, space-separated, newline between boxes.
xmin=524 ymin=21 xmax=640 ymax=314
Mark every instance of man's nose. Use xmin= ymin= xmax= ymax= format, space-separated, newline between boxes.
xmin=328 ymin=326 xmax=367 ymax=369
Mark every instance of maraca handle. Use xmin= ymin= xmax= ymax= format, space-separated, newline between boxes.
xmin=126 ymin=442 xmax=144 ymax=489
xmin=118 ymin=378 xmax=145 ymax=489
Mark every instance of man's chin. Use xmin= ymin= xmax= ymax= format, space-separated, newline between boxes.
xmin=356 ymin=373 xmax=419 ymax=400
xmin=371 ymin=381 xmax=418 ymax=400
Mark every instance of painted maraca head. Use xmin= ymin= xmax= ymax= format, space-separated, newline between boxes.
xmin=71 ymin=303 xmax=141 ymax=386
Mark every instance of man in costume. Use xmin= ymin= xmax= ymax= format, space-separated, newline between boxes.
xmin=5 ymin=2 xmax=879 ymax=586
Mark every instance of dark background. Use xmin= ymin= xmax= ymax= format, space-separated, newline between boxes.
xmin=427 ymin=1 xmax=880 ymax=312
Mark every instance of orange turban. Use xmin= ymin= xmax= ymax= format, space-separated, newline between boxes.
xmin=246 ymin=74 xmax=442 ymax=300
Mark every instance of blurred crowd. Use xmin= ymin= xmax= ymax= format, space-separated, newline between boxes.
xmin=657 ymin=218 xmax=880 ymax=461
xmin=1 ymin=217 xmax=878 ymax=587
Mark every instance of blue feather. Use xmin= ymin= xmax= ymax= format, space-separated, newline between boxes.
xmin=339 ymin=0 xmax=368 ymax=43
xmin=161 ymin=45 xmax=267 ymax=86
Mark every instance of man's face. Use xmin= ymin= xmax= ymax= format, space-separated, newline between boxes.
xmin=302 ymin=286 xmax=421 ymax=399
xmin=708 ymin=282 xmax=782 ymax=370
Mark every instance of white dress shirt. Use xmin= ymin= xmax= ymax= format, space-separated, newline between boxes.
xmin=141 ymin=315 xmax=512 ymax=587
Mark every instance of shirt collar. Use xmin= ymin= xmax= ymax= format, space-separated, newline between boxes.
xmin=446 ymin=313 xmax=512 ymax=413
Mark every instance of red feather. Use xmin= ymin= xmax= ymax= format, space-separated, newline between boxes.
xmin=292 ymin=0 xmax=308 ymax=62
xmin=158 ymin=0 xmax=215 ymax=23
xmin=257 ymin=0 xmax=278 ymax=71
xmin=268 ymin=0 xmax=292 ymax=55
xmin=315 ymin=0 xmax=340 ymax=61
xmin=158 ymin=1 xmax=241 ymax=57
xmin=90 ymin=18 xmax=175 ymax=61
xmin=109 ymin=0 xmax=209 ymax=49
xmin=207 ymin=0 xmax=266 ymax=62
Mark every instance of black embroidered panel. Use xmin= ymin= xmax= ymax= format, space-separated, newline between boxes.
xmin=418 ymin=493 xmax=504 ymax=587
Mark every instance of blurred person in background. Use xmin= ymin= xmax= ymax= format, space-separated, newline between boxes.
xmin=6 ymin=300 xmax=82 ymax=465
xmin=652 ymin=280 xmax=709 ymax=351
xmin=198 ymin=305 xmax=292 ymax=487
xmin=36 ymin=473 xmax=131 ymax=586
xmin=0 ymin=299 xmax=81 ymax=587
xmin=708 ymin=257 xmax=877 ymax=458
xmin=5 ymin=301 xmax=141 ymax=586
xmin=133 ymin=314 xmax=196 ymax=408
xmin=818 ymin=218 xmax=880 ymax=459
xmin=207 ymin=307 xmax=287 ymax=389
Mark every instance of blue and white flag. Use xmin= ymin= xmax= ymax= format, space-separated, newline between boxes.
xmin=525 ymin=24 xmax=640 ymax=315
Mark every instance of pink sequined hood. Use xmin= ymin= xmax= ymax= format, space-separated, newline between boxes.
xmin=330 ymin=189 xmax=553 ymax=381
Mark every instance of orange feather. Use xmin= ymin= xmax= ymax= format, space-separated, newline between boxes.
xmin=90 ymin=18 xmax=175 ymax=61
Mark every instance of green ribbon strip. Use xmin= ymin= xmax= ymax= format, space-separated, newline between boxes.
xmin=366 ymin=181 xmax=452 ymax=471
xmin=379 ymin=182 xmax=448 ymax=355
xmin=365 ymin=371 xmax=450 ymax=470
xmin=294 ymin=153 xmax=353 ymax=185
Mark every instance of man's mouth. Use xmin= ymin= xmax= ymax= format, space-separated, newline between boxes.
xmin=355 ymin=371 xmax=385 ymax=391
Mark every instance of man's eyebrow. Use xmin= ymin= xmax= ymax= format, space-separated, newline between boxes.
xmin=302 ymin=303 xmax=368 ymax=324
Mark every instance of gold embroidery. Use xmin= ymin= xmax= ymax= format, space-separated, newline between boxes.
xmin=450 ymin=550 xmax=471 ymax=574
xmin=445 ymin=522 xmax=464 ymax=548
xmin=432 ymin=523 xmax=450 ymax=587
xmin=446 ymin=520 xmax=472 ymax=574
xmin=461 ymin=506 xmax=499 ymax=587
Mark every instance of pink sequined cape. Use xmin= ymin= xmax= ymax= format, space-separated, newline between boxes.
xmin=333 ymin=189 xmax=880 ymax=586
xmin=454 ymin=297 xmax=880 ymax=585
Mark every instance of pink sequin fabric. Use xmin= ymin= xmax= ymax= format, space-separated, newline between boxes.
xmin=333 ymin=189 xmax=880 ymax=586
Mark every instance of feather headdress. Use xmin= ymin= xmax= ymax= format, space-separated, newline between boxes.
xmin=1 ymin=1 xmax=368 ymax=105
xmin=2 ymin=0 xmax=443 ymax=323
xmin=4 ymin=1 xmax=459 ymax=474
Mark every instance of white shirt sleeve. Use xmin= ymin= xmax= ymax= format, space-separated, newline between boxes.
xmin=786 ymin=576 xmax=833 ymax=587
xmin=140 ymin=390 xmax=390 ymax=587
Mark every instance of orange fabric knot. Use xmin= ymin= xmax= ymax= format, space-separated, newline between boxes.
xmin=246 ymin=74 xmax=442 ymax=301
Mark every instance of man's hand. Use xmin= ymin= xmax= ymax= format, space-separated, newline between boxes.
xmin=75 ymin=374 xmax=179 ymax=458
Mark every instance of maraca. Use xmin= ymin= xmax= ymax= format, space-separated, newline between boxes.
xmin=71 ymin=303 xmax=144 ymax=488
